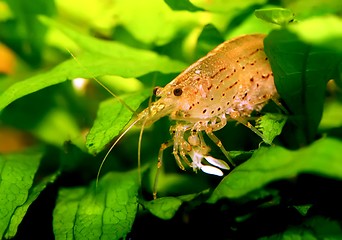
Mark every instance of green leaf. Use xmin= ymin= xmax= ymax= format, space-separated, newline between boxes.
xmin=282 ymin=0 xmax=342 ymax=20
xmin=260 ymin=228 xmax=317 ymax=240
xmin=0 ymin=149 xmax=43 ymax=238
xmin=264 ymin=29 xmax=342 ymax=143
xmin=305 ymin=216 xmax=342 ymax=239
xmin=261 ymin=216 xmax=342 ymax=239
xmin=4 ymin=171 xmax=59 ymax=238
xmin=164 ymin=0 xmax=204 ymax=12
xmin=208 ymin=138 xmax=342 ymax=203
xmin=256 ymin=113 xmax=287 ymax=144
xmin=293 ymin=204 xmax=312 ymax=216
xmin=254 ymin=8 xmax=295 ymax=26
xmin=194 ymin=24 xmax=225 ymax=60
xmin=190 ymin=0 xmax=267 ymax=13
xmin=86 ymin=90 xmax=151 ymax=154
xmin=0 ymin=84 xmax=85 ymax=149
xmin=46 ymin=0 xmax=200 ymax=46
xmin=288 ymin=15 xmax=342 ymax=53
xmin=0 ymin=21 xmax=186 ymax=112
xmin=142 ymin=197 xmax=183 ymax=220
xmin=41 ymin=16 xmax=182 ymax=66
xmin=105 ymin=0 xmax=200 ymax=45
xmin=53 ymin=170 xmax=139 ymax=240
xmin=142 ymin=191 xmax=207 ymax=220
xmin=32 ymin=108 xmax=84 ymax=149
xmin=225 ymin=8 xmax=273 ymax=38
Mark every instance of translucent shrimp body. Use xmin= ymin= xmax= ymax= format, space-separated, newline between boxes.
xmin=135 ymin=34 xmax=278 ymax=197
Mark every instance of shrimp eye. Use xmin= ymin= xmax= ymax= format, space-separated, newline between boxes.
xmin=153 ymin=86 xmax=161 ymax=96
xmin=173 ymin=88 xmax=183 ymax=96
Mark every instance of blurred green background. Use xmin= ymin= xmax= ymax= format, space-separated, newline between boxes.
xmin=1 ymin=0 xmax=342 ymax=239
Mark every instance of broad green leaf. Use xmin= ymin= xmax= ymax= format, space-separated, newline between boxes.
xmin=142 ymin=197 xmax=183 ymax=220
xmin=41 ymin=16 xmax=182 ymax=64
xmin=261 ymin=216 xmax=342 ymax=239
xmin=260 ymin=228 xmax=316 ymax=240
xmin=208 ymin=138 xmax=342 ymax=203
xmin=32 ymin=107 xmax=83 ymax=149
xmin=256 ymin=113 xmax=287 ymax=144
xmin=264 ymin=29 xmax=342 ymax=143
xmin=142 ymin=191 xmax=207 ymax=220
xmin=99 ymin=76 xmax=144 ymax=93
xmin=229 ymin=150 xmax=254 ymax=165
xmin=86 ymin=90 xmax=150 ymax=154
xmin=288 ymin=15 xmax=342 ymax=53
xmin=4 ymin=171 xmax=59 ymax=238
xmin=190 ymin=0 xmax=267 ymax=13
xmin=53 ymin=170 xmax=139 ymax=240
xmin=194 ymin=24 xmax=224 ymax=60
xmin=0 ymin=149 xmax=43 ymax=238
xmin=0 ymin=84 xmax=84 ymax=149
xmin=254 ymin=8 xmax=295 ymax=26
xmin=104 ymin=0 xmax=200 ymax=46
xmin=54 ymin=0 xmax=117 ymax=33
xmin=282 ymin=0 xmax=342 ymax=19
xmin=293 ymin=204 xmax=312 ymax=216
xmin=305 ymin=216 xmax=342 ymax=239
xmin=225 ymin=8 xmax=273 ymax=38
xmin=54 ymin=0 xmax=201 ymax=46
xmin=164 ymin=0 xmax=204 ymax=12
xmin=0 ymin=22 xmax=186 ymax=112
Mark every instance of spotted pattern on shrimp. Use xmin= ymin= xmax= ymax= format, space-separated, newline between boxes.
xmin=134 ymin=34 xmax=279 ymax=198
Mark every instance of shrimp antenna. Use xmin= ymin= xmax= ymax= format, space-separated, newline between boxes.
xmin=136 ymin=73 xmax=158 ymax=192
xmin=67 ymin=49 xmax=136 ymax=114
xmin=96 ymin=117 xmax=141 ymax=188
xmin=67 ymin=48 xmax=141 ymax=188
xmin=137 ymin=114 xmax=148 ymax=189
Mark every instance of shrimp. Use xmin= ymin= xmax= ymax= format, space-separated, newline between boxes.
xmin=99 ymin=34 xmax=279 ymax=199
